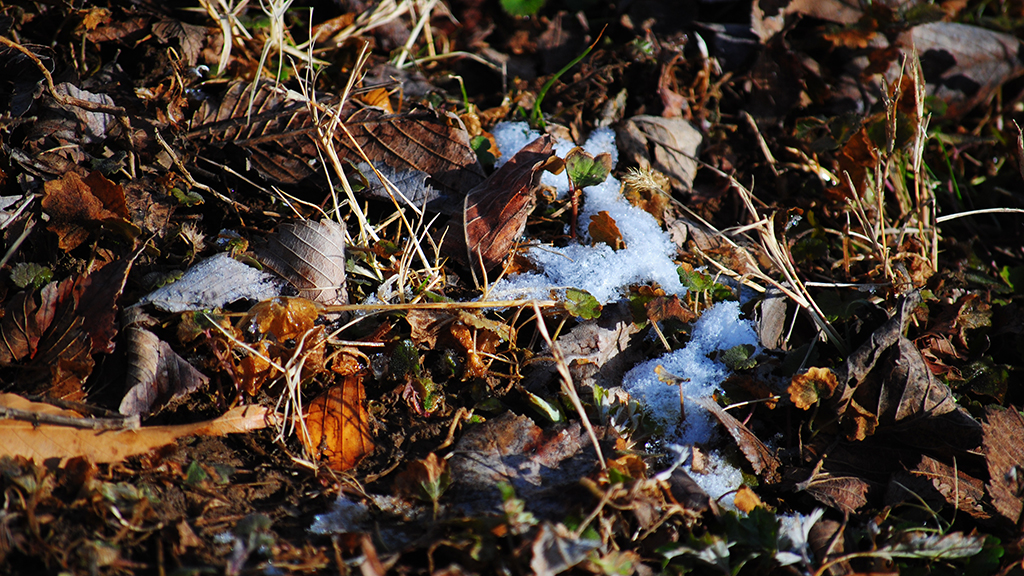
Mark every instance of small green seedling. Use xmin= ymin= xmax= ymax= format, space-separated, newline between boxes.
xmin=564 ymin=147 xmax=612 ymax=239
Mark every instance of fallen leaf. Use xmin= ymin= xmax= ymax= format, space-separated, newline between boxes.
xmin=981 ymin=405 xmax=1024 ymax=524
xmin=41 ymin=171 xmax=129 ymax=251
xmin=898 ymin=22 xmax=1024 ymax=119
xmin=831 ymin=292 xmax=982 ymax=450
xmin=189 ymin=82 xmax=485 ymax=203
xmin=442 ymin=135 xmax=557 ymax=276
xmin=588 ymin=211 xmax=625 ymax=250
xmin=733 ymin=485 xmax=763 ymax=513
xmin=695 ymin=396 xmax=781 ymax=484
xmin=393 ymin=453 xmax=451 ymax=504
xmin=0 ymin=394 xmax=269 ymax=465
xmin=788 ymin=367 xmax=840 ymax=410
xmin=258 ymin=219 xmax=349 ymax=307
xmin=530 ymin=522 xmax=600 ymax=576
xmin=448 ymin=412 xmax=600 ymax=518
xmin=616 ymin=116 xmax=702 ymax=194
xmin=299 ymin=375 xmax=374 ymax=471
xmin=119 ymin=326 xmax=209 ymax=417
xmin=138 ymin=252 xmax=287 ymax=312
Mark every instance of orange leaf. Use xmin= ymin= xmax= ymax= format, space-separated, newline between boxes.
xmin=300 ymin=375 xmax=374 ymax=471
xmin=0 ymin=394 xmax=269 ymax=465
xmin=733 ymin=485 xmax=763 ymax=513
xmin=788 ymin=367 xmax=839 ymax=410
xmin=588 ymin=211 xmax=625 ymax=250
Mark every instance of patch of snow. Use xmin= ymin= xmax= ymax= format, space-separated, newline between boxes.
xmin=487 ymin=122 xmax=682 ymax=304
xmin=490 ymin=123 xmax=761 ymax=508
xmin=623 ymin=301 xmax=760 ymax=506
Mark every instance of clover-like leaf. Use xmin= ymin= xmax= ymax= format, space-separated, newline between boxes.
xmin=565 ymin=147 xmax=613 ymax=191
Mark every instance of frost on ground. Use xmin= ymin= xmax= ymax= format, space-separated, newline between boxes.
xmin=486 ymin=122 xmax=684 ymax=304
xmin=623 ymin=301 xmax=761 ymax=506
xmin=486 ymin=124 xmax=762 ymax=507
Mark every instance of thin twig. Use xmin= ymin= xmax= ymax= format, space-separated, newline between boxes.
xmin=0 ymin=406 xmax=140 ymax=431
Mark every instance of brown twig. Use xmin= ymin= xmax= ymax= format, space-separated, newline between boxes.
xmin=0 ymin=36 xmax=127 ymax=117
xmin=0 ymin=405 xmax=140 ymax=431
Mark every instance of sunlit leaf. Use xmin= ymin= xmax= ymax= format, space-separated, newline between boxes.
xmin=564 ymin=147 xmax=612 ymax=191
xmin=565 ymin=287 xmax=602 ymax=320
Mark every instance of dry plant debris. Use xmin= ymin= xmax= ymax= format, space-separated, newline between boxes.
xmin=2 ymin=0 xmax=1024 ymax=574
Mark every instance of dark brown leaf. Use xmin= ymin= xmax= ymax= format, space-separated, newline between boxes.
xmin=442 ymin=135 xmax=556 ymax=276
xmin=899 ymin=22 xmax=1024 ymax=119
xmin=694 ymin=396 xmax=782 ymax=484
xmin=832 ymin=292 xmax=982 ymax=450
xmin=188 ymin=82 xmax=485 ymax=204
xmin=448 ymin=412 xmax=599 ymax=518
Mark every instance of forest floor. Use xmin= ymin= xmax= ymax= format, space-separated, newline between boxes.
xmin=2 ymin=0 xmax=1024 ymax=574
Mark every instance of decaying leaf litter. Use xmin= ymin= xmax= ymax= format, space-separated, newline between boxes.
xmin=2 ymin=0 xmax=1024 ymax=573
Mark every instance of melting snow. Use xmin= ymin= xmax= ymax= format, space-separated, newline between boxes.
xmin=486 ymin=122 xmax=684 ymax=304
xmin=488 ymin=123 xmax=762 ymax=507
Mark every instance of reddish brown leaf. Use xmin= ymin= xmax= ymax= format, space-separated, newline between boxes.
xmin=41 ymin=171 xmax=128 ymax=251
xmin=442 ymin=135 xmax=556 ymax=276
xmin=644 ymin=294 xmax=696 ymax=325
xmin=982 ymin=406 xmax=1024 ymax=524
xmin=300 ymin=375 xmax=374 ymax=472
xmin=695 ymin=396 xmax=781 ymax=484
xmin=74 ymin=253 xmax=138 ymax=354
xmin=588 ymin=211 xmax=625 ymax=250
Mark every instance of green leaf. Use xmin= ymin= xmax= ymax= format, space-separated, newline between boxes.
xmin=10 ymin=262 xmax=53 ymax=289
xmin=471 ymin=135 xmax=497 ymax=170
xmin=721 ymin=344 xmax=757 ymax=371
xmin=500 ymin=0 xmax=545 ymax=16
xmin=171 ymin=187 xmax=204 ymax=206
xmin=184 ymin=461 xmax=208 ymax=486
xmin=565 ymin=287 xmax=602 ymax=319
xmin=565 ymin=147 xmax=612 ymax=190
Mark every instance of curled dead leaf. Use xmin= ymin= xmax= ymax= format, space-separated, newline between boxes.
xmin=788 ymin=367 xmax=839 ymax=410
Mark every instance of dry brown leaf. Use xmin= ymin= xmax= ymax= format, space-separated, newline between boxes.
xmin=41 ymin=171 xmax=129 ymax=251
xmin=119 ymin=326 xmax=209 ymax=417
xmin=616 ymin=116 xmax=702 ymax=194
xmin=189 ymin=82 xmax=485 ymax=204
xmin=448 ymin=412 xmax=599 ymax=518
xmin=695 ymin=396 xmax=781 ymax=484
xmin=789 ymin=367 xmax=840 ymax=410
xmin=259 ymin=219 xmax=348 ymax=307
xmin=898 ymin=22 xmax=1024 ymax=119
xmin=442 ymin=135 xmax=557 ymax=276
xmin=733 ymin=485 xmax=763 ymax=513
xmin=299 ymin=375 xmax=374 ymax=471
xmin=0 ymin=394 xmax=269 ymax=465
xmin=588 ymin=211 xmax=625 ymax=250
xmin=982 ymin=405 xmax=1024 ymax=524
